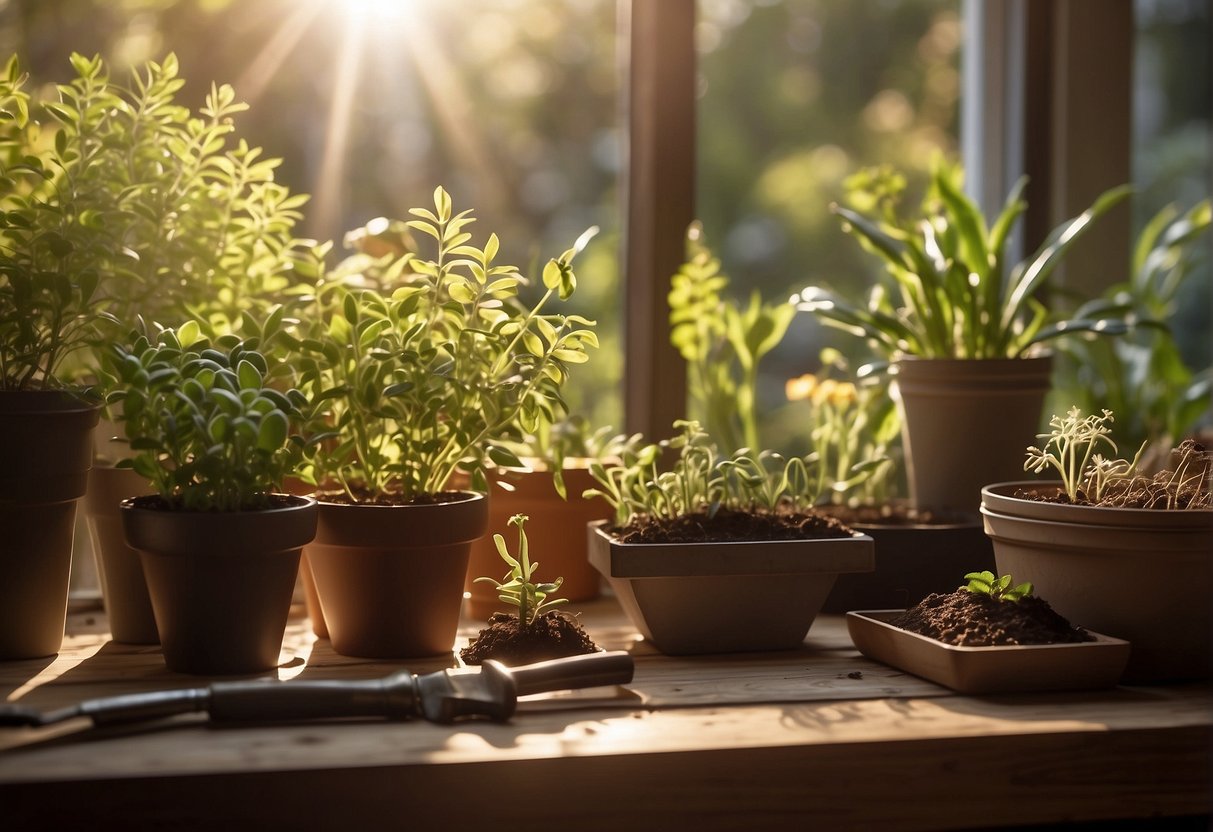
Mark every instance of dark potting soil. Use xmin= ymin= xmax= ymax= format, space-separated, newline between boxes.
xmin=820 ymin=503 xmax=970 ymax=527
xmin=460 ymin=611 xmax=600 ymax=666
xmin=128 ymin=493 xmax=301 ymax=512
xmin=611 ymin=506 xmax=854 ymax=544
xmin=889 ymin=589 xmax=1093 ymax=646
xmin=314 ymin=487 xmax=474 ymax=506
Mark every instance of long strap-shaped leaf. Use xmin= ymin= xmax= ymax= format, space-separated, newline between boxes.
xmin=998 ymin=184 xmax=1132 ymax=352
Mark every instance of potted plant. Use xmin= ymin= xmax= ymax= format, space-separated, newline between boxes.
xmin=461 ymin=513 xmax=599 ymax=666
xmin=847 ymin=570 xmax=1130 ymax=694
xmin=294 ymin=188 xmax=598 ymax=659
xmin=585 ymin=420 xmax=875 ymax=655
xmin=783 ymin=352 xmax=997 ymax=612
xmin=0 ymin=56 xmax=107 ymax=659
xmin=462 ymin=417 xmax=630 ymax=619
xmin=108 ymin=320 xmax=317 ymax=675
xmin=794 ymin=161 xmax=1132 ymax=512
xmin=981 ymin=407 xmax=1212 ymax=682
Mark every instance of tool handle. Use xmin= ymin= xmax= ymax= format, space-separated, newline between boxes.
xmin=78 ymin=688 xmax=209 ymax=726
xmin=208 ymin=672 xmax=418 ymax=723
xmin=503 ymin=650 xmax=634 ymax=697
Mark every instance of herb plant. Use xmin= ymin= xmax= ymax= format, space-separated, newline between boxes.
xmin=792 ymin=160 xmax=1132 ymax=359
xmin=295 ymin=187 xmax=598 ymax=502
xmin=668 ymin=224 xmax=796 ymax=453
xmin=585 ymin=420 xmax=822 ymax=528
xmin=105 ymin=315 xmax=306 ymax=512
xmin=963 ymin=571 xmax=1034 ymax=603
xmin=475 ymin=513 xmax=568 ymax=626
xmin=0 ymin=53 xmax=321 ymax=391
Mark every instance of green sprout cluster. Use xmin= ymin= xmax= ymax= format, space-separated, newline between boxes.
xmin=963 ymin=571 xmax=1034 ymax=603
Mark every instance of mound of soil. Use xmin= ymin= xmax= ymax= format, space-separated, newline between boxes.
xmin=888 ymin=589 xmax=1093 ymax=646
xmin=612 ymin=507 xmax=853 ymax=544
xmin=460 ymin=611 xmax=599 ymax=666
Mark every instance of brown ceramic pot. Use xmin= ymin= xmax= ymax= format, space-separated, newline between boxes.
xmin=305 ymin=493 xmax=488 ymax=658
xmin=0 ymin=390 xmax=100 ymax=660
xmin=981 ymin=481 xmax=1213 ymax=683
xmin=84 ymin=465 xmax=159 ymax=644
xmin=464 ymin=464 xmax=608 ymax=620
xmin=893 ymin=356 xmax=1052 ymax=513
xmin=587 ymin=521 xmax=875 ymax=655
xmin=122 ymin=495 xmax=318 ymax=675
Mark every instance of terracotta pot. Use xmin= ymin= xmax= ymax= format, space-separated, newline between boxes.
xmin=820 ymin=510 xmax=994 ymax=614
xmin=84 ymin=465 xmax=159 ymax=644
xmin=893 ymin=356 xmax=1052 ymax=513
xmin=587 ymin=520 xmax=874 ymax=655
xmin=0 ymin=390 xmax=100 ymax=660
xmin=122 ymin=495 xmax=318 ymax=675
xmin=305 ymin=493 xmax=488 ymax=658
xmin=981 ymin=481 xmax=1213 ymax=683
xmin=464 ymin=464 xmax=609 ymax=620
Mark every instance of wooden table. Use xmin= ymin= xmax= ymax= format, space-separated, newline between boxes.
xmin=1 ymin=597 xmax=1209 ymax=831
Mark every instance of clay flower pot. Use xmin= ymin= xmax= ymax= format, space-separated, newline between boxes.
xmin=587 ymin=520 xmax=874 ymax=655
xmin=305 ymin=493 xmax=488 ymax=658
xmin=122 ymin=495 xmax=318 ymax=675
xmin=0 ymin=390 xmax=100 ymax=660
xmin=981 ymin=481 xmax=1213 ymax=682
xmin=894 ymin=356 xmax=1052 ymax=513
xmin=464 ymin=464 xmax=608 ymax=620
xmin=84 ymin=465 xmax=159 ymax=645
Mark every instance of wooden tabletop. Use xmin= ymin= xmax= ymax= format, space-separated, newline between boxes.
xmin=1 ymin=596 xmax=1209 ymax=831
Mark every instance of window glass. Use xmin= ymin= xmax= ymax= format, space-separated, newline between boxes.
xmin=695 ymin=0 xmax=961 ymax=452
xmin=1133 ymin=0 xmax=1211 ymax=375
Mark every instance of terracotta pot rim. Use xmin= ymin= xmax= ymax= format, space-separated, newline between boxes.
xmin=314 ymin=490 xmax=484 ymax=508
xmin=893 ymin=353 xmax=1054 ymax=367
xmin=0 ymin=388 xmax=102 ymax=415
xmin=982 ymin=481 xmax=1213 ymax=522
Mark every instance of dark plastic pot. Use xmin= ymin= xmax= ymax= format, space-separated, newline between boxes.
xmin=894 ymin=356 xmax=1052 ymax=513
xmin=84 ymin=465 xmax=159 ymax=644
xmin=587 ymin=520 xmax=875 ymax=655
xmin=305 ymin=493 xmax=488 ymax=658
xmin=464 ymin=464 xmax=607 ymax=620
xmin=820 ymin=511 xmax=994 ymax=613
xmin=122 ymin=495 xmax=318 ymax=675
xmin=981 ymin=481 xmax=1213 ymax=683
xmin=0 ymin=390 xmax=100 ymax=660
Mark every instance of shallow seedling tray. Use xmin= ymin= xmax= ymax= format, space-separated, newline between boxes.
xmin=846 ymin=610 xmax=1131 ymax=694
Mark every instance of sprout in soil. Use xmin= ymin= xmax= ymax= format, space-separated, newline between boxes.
xmin=474 ymin=513 xmax=568 ymax=626
xmin=963 ymin=571 xmax=1034 ymax=603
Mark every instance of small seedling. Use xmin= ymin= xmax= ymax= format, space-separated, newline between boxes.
xmin=1025 ymin=407 xmax=1144 ymax=502
xmin=475 ymin=514 xmax=568 ymax=626
xmin=964 ymin=571 xmax=1034 ymax=603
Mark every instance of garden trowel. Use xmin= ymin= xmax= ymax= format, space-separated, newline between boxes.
xmin=0 ymin=650 xmax=633 ymax=735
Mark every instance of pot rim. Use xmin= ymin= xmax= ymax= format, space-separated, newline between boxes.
xmin=121 ymin=493 xmax=318 ymax=515
xmin=313 ymin=489 xmax=485 ymax=508
xmin=982 ymin=480 xmax=1213 ymax=524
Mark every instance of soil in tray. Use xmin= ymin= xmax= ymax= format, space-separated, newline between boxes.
xmin=888 ymin=589 xmax=1094 ymax=646
xmin=611 ymin=506 xmax=854 ymax=544
xmin=460 ymin=611 xmax=599 ymax=666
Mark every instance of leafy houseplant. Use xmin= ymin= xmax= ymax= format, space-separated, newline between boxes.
xmin=794 ymin=161 xmax=1133 ymax=512
xmin=585 ymin=420 xmax=874 ymax=655
xmin=981 ymin=407 xmax=1213 ymax=682
xmin=1049 ymin=200 xmax=1212 ymax=462
xmin=461 ymin=513 xmax=599 ymax=666
xmin=109 ymin=322 xmax=317 ymax=675
xmin=295 ymin=188 xmax=598 ymax=658
xmin=0 ymin=56 xmax=105 ymax=659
